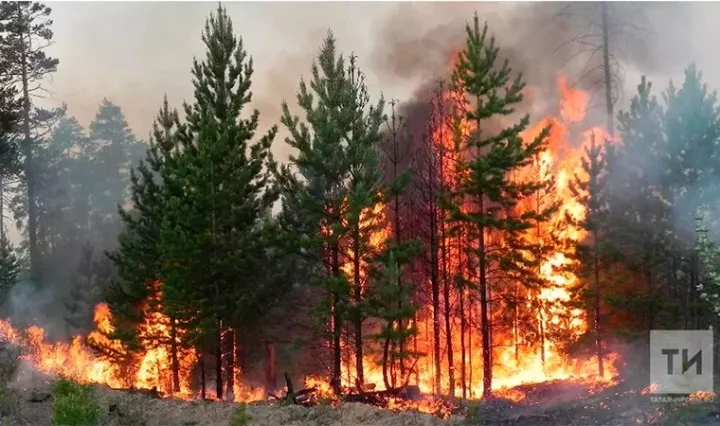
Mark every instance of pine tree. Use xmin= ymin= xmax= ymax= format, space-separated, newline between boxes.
xmin=88 ymin=99 xmax=141 ymax=242
xmin=342 ymin=54 xmax=387 ymax=389
xmin=367 ymin=251 xmax=419 ymax=389
xmin=0 ymin=1 xmax=59 ymax=283
xmin=100 ymin=97 xmax=180 ymax=389
xmin=64 ymin=242 xmax=102 ymax=335
xmin=279 ymin=30 xmax=391 ymax=393
xmin=0 ymin=59 xmax=20 ymax=246
xmin=607 ymin=76 xmax=670 ymax=334
xmin=160 ymin=4 xmax=280 ymax=400
xmin=0 ymin=234 xmax=19 ymax=308
xmin=661 ymin=66 xmax=720 ymax=328
xmin=446 ymin=14 xmax=551 ymax=398
xmin=567 ymin=133 xmax=610 ymax=378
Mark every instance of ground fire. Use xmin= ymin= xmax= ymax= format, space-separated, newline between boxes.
xmin=0 ymin=69 xmax=622 ymax=414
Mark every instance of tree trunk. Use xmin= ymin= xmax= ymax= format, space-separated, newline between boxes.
xmin=443 ymin=258 xmax=455 ymax=397
xmin=430 ymin=207 xmax=441 ymax=395
xmin=478 ymin=195 xmax=492 ymax=398
xmin=601 ymin=2 xmax=614 ymax=137
xmin=200 ymin=352 xmax=206 ymax=399
xmin=18 ymin=4 xmax=39 ymax=283
xmin=352 ymin=228 xmax=364 ymax=387
xmin=265 ymin=341 xmax=276 ymax=396
xmin=593 ymin=230 xmax=604 ymax=379
xmin=331 ymin=241 xmax=342 ymax=394
xmin=0 ymin=176 xmax=4 ymax=243
xmin=170 ymin=317 xmax=180 ymax=393
xmin=216 ymin=321 xmax=223 ymax=400
xmin=225 ymin=328 xmax=235 ymax=401
xmin=460 ymin=282 xmax=467 ymax=399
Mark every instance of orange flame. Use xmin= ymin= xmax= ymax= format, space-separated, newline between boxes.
xmin=0 ymin=283 xmax=263 ymax=403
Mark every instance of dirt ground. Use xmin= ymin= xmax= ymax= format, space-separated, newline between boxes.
xmin=1 ymin=355 xmax=720 ymax=426
xmin=3 ymin=377 xmax=720 ymax=426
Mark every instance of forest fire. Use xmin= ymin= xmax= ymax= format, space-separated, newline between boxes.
xmin=0 ymin=57 xmax=620 ymax=417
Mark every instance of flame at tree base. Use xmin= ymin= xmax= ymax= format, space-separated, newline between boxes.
xmin=0 ymin=302 xmax=265 ymax=404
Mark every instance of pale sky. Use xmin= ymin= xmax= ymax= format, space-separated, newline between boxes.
xmin=43 ymin=2 xmax=720 ymax=142
xmin=10 ymin=1 xmax=720 ymax=247
xmin=47 ymin=2 xmax=422 ymax=140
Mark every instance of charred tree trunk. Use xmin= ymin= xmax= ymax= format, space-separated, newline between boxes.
xmin=352 ymin=228 xmax=364 ymax=387
xmin=478 ymin=195 xmax=492 ymax=398
xmin=601 ymin=2 xmax=614 ymax=137
xmin=331 ymin=241 xmax=342 ymax=394
xmin=460 ymin=281 xmax=467 ymax=399
xmin=468 ymin=298 xmax=474 ymax=399
xmin=200 ymin=352 xmax=206 ymax=399
xmin=170 ymin=318 xmax=180 ymax=393
xmin=443 ymin=258 xmax=454 ymax=396
xmin=265 ymin=341 xmax=277 ymax=396
xmin=226 ymin=328 xmax=235 ymax=400
xmin=216 ymin=321 xmax=223 ymax=400
xmin=430 ymin=202 xmax=442 ymax=395
xmin=593 ymin=229 xmax=604 ymax=379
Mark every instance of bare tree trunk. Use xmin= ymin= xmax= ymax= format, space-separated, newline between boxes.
xmin=265 ymin=341 xmax=277 ymax=396
xmin=460 ymin=281 xmax=467 ymax=399
xmin=200 ymin=352 xmax=206 ymax=399
xmin=443 ymin=257 xmax=454 ymax=396
xmin=170 ymin=318 xmax=180 ymax=393
xmin=430 ymin=204 xmax=442 ymax=395
xmin=601 ymin=2 xmax=614 ymax=137
xmin=478 ymin=195 xmax=492 ymax=398
xmin=215 ymin=321 xmax=223 ymax=400
xmin=352 ymin=228 xmax=364 ymax=387
xmin=468 ymin=298 xmax=474 ymax=398
xmin=593 ymin=230 xmax=604 ymax=378
xmin=226 ymin=328 xmax=235 ymax=401
xmin=17 ymin=3 xmax=39 ymax=283
xmin=331 ymin=242 xmax=342 ymax=394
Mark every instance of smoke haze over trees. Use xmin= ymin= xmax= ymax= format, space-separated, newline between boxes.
xmin=3 ymin=0 xmax=720 ymax=407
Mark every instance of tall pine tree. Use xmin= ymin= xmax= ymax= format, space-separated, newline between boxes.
xmin=160 ymin=4 xmax=280 ymax=400
xmin=446 ymin=13 xmax=551 ymax=398
xmin=0 ymin=1 xmax=59 ymax=283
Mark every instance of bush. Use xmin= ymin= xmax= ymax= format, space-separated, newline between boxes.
xmin=51 ymin=377 xmax=100 ymax=426
xmin=229 ymin=403 xmax=251 ymax=426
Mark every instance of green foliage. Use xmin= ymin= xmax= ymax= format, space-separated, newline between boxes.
xmin=229 ymin=403 xmax=251 ymax=426
xmin=0 ymin=234 xmax=19 ymax=306
xmin=446 ymin=13 xmax=551 ymax=277
xmin=696 ymin=214 xmax=720 ymax=315
xmin=51 ymin=378 xmax=100 ymax=426
xmin=159 ymin=3 xmax=282 ymax=350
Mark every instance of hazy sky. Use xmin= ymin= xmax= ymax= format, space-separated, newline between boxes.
xmin=7 ymin=1 xmax=720 ymax=256
xmin=47 ymin=2 xmax=416 ymax=140
xmin=43 ymin=2 xmax=720 ymax=142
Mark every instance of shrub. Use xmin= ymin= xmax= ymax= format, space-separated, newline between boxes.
xmin=229 ymin=403 xmax=251 ymax=426
xmin=51 ymin=377 xmax=100 ymax=426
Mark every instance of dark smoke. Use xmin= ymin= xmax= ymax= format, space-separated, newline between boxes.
xmin=370 ymin=2 xmax=695 ymax=124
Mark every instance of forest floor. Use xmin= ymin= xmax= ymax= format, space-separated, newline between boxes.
xmin=1 ymin=374 xmax=720 ymax=425
xmin=0 ymin=340 xmax=719 ymax=426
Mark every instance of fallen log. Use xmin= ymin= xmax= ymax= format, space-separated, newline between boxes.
xmin=124 ymin=386 xmax=163 ymax=399
xmin=343 ymin=385 xmax=421 ymax=405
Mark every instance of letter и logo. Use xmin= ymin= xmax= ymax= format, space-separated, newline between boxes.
xmin=650 ymin=330 xmax=713 ymax=394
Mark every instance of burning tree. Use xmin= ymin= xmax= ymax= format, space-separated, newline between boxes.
xmin=444 ymin=13 xmax=553 ymax=398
